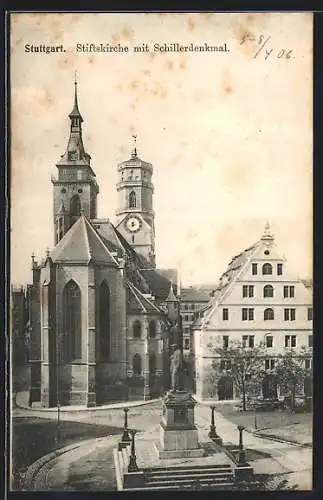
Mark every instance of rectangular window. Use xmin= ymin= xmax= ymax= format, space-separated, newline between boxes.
xmin=265 ymin=359 xmax=275 ymax=370
xmin=308 ymin=308 xmax=313 ymax=321
xmin=284 ymin=286 xmax=295 ymax=298
xmin=242 ymin=335 xmax=254 ymax=348
xmin=305 ymin=359 xmax=311 ymax=370
xmin=223 ymin=335 xmax=229 ymax=348
xmin=308 ymin=335 xmax=313 ymax=348
xmin=285 ymin=335 xmax=297 ymax=348
xmin=184 ymin=315 xmax=189 ymax=322
xmin=243 ymin=285 xmax=254 ymax=298
xmin=184 ymin=339 xmax=190 ymax=349
xmin=220 ymin=359 xmax=225 ymax=370
xmin=284 ymin=308 xmax=296 ymax=321
xmin=222 ymin=308 xmax=229 ymax=321
xmin=242 ymin=308 xmax=254 ymax=321
xmin=277 ymin=263 xmax=283 ymax=275
xmin=252 ymin=263 xmax=258 ymax=275
xmin=266 ymin=336 xmax=273 ymax=348
xmin=184 ymin=304 xmax=188 ymax=310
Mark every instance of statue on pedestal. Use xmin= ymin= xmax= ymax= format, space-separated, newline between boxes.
xmin=170 ymin=344 xmax=184 ymax=392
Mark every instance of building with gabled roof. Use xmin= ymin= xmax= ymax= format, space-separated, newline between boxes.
xmin=191 ymin=224 xmax=313 ymax=402
xmin=28 ymin=82 xmax=175 ymax=407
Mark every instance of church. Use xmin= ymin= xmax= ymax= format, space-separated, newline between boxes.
xmin=27 ymin=82 xmax=179 ymax=407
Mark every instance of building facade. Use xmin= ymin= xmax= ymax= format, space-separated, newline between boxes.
xmin=26 ymin=83 xmax=175 ymax=407
xmin=179 ymin=287 xmax=211 ymax=354
xmin=192 ymin=224 xmax=313 ymax=402
xmin=11 ymin=286 xmax=28 ymax=367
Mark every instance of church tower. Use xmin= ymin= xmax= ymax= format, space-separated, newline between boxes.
xmin=52 ymin=79 xmax=99 ymax=244
xmin=115 ymin=137 xmax=156 ymax=268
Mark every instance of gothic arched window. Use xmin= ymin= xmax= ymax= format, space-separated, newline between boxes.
xmin=133 ymin=353 xmax=142 ymax=375
xmin=99 ymin=281 xmax=110 ymax=359
xmin=264 ymin=308 xmax=274 ymax=321
xmin=133 ymin=320 xmax=141 ymax=339
xmin=70 ymin=194 xmax=81 ymax=224
xmin=63 ymin=280 xmax=81 ymax=361
xmin=264 ymin=285 xmax=274 ymax=298
xmin=262 ymin=263 xmax=273 ymax=275
xmin=149 ymin=352 xmax=156 ymax=375
xmin=149 ymin=320 xmax=157 ymax=338
xmin=129 ymin=191 xmax=136 ymax=208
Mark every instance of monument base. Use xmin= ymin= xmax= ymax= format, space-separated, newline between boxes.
xmin=154 ymin=440 xmax=205 ymax=459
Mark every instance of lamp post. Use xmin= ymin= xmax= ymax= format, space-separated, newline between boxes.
xmin=208 ymin=404 xmax=223 ymax=445
xmin=121 ymin=408 xmax=131 ymax=444
xmin=128 ymin=429 xmax=139 ymax=472
xmin=237 ymin=425 xmax=247 ymax=465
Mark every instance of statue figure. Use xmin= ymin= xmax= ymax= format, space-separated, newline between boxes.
xmin=170 ymin=344 xmax=183 ymax=391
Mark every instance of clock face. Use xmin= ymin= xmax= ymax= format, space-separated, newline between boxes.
xmin=125 ymin=216 xmax=142 ymax=233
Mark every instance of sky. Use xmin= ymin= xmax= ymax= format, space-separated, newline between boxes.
xmin=10 ymin=12 xmax=313 ymax=287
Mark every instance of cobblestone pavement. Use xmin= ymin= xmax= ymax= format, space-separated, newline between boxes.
xmin=25 ymin=402 xmax=312 ymax=491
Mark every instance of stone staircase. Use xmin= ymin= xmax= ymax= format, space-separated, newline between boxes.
xmin=142 ymin=463 xmax=235 ymax=490
xmin=115 ymin=443 xmax=237 ymax=490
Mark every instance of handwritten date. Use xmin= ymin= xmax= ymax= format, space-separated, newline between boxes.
xmin=240 ymin=34 xmax=293 ymax=60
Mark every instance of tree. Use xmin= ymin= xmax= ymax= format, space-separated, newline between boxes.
xmin=274 ymin=348 xmax=311 ymax=412
xmin=208 ymin=339 xmax=266 ymax=411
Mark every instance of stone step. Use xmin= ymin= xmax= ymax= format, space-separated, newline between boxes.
xmin=146 ymin=463 xmax=231 ymax=472
xmin=146 ymin=465 xmax=232 ymax=476
xmin=145 ymin=476 xmax=234 ymax=487
xmin=146 ymin=472 xmax=233 ymax=482
xmin=130 ymin=481 xmax=236 ymax=491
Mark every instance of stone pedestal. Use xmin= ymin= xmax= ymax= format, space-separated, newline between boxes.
xmin=157 ymin=390 xmax=204 ymax=459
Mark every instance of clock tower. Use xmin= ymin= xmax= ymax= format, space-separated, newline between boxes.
xmin=115 ymin=138 xmax=156 ymax=268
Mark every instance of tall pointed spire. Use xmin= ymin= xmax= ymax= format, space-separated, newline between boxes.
xmin=69 ymin=71 xmax=83 ymax=122
xmin=58 ymin=74 xmax=90 ymax=164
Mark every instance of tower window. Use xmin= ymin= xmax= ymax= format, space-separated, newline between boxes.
xmin=61 ymin=188 xmax=66 ymax=194
xmin=70 ymin=194 xmax=81 ymax=219
xmin=78 ymin=188 xmax=83 ymax=194
xmin=264 ymin=285 xmax=274 ymax=298
xmin=129 ymin=191 xmax=136 ymax=208
xmin=63 ymin=280 xmax=82 ymax=362
xmin=262 ymin=263 xmax=273 ymax=275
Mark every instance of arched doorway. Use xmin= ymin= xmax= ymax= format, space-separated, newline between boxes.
xmin=262 ymin=374 xmax=278 ymax=399
xmin=217 ymin=376 xmax=233 ymax=400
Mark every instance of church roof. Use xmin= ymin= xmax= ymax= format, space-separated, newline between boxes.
xmin=127 ymin=282 xmax=160 ymax=314
xmin=51 ymin=215 xmax=119 ymax=266
xmin=180 ymin=287 xmax=211 ymax=302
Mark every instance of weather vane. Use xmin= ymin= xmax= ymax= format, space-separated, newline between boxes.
xmin=131 ymin=134 xmax=138 ymax=157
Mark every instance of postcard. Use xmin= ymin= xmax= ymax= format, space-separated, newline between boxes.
xmin=9 ymin=12 xmax=312 ymax=492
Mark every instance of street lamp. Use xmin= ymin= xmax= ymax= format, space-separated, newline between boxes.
xmin=128 ymin=429 xmax=139 ymax=472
